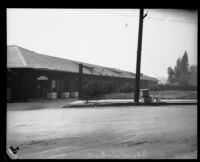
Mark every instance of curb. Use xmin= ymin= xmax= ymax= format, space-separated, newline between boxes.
xmin=63 ymin=102 xmax=197 ymax=108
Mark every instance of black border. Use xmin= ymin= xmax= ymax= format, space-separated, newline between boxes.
xmin=1 ymin=6 xmax=199 ymax=161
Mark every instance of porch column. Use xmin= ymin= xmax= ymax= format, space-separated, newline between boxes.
xmin=78 ymin=64 xmax=83 ymax=100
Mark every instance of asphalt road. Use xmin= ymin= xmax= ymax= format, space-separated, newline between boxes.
xmin=7 ymin=105 xmax=197 ymax=159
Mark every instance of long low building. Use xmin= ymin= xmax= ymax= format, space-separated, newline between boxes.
xmin=7 ymin=45 xmax=158 ymax=102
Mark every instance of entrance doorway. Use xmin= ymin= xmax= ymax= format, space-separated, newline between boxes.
xmin=36 ymin=80 xmax=49 ymax=98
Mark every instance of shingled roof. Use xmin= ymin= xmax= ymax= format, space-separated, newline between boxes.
xmin=7 ymin=45 xmax=158 ymax=82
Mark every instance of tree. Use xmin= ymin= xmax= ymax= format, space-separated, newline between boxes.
xmin=180 ymin=51 xmax=190 ymax=73
xmin=174 ymin=58 xmax=181 ymax=80
xmin=167 ymin=67 xmax=176 ymax=84
xmin=178 ymin=51 xmax=190 ymax=85
xmin=189 ymin=65 xmax=197 ymax=86
xmin=167 ymin=51 xmax=191 ymax=85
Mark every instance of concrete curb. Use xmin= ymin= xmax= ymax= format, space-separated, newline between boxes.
xmin=62 ymin=101 xmax=197 ymax=108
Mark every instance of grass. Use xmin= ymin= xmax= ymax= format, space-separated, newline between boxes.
xmin=98 ymin=90 xmax=197 ymax=100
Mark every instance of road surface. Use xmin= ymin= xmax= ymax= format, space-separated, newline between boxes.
xmin=7 ymin=105 xmax=197 ymax=159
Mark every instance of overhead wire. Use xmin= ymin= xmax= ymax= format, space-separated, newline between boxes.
xmin=100 ymin=16 xmax=131 ymax=76
xmin=90 ymin=9 xmax=196 ymax=76
xmin=94 ymin=17 xmax=131 ymax=100
xmin=92 ymin=11 xmax=197 ymax=25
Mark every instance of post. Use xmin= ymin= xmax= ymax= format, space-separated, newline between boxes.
xmin=134 ymin=9 xmax=145 ymax=103
xmin=78 ymin=64 xmax=83 ymax=100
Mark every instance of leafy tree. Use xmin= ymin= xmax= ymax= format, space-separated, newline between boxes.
xmin=189 ymin=65 xmax=197 ymax=86
xmin=180 ymin=51 xmax=190 ymax=73
xmin=167 ymin=51 xmax=192 ymax=85
xmin=178 ymin=51 xmax=190 ymax=85
xmin=174 ymin=58 xmax=181 ymax=80
xmin=167 ymin=67 xmax=176 ymax=83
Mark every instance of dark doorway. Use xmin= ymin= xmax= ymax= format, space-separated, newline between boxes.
xmin=36 ymin=80 xmax=49 ymax=98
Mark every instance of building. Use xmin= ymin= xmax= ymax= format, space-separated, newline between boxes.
xmin=7 ymin=45 xmax=158 ymax=102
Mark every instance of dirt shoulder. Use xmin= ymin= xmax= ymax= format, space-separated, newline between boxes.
xmin=7 ymin=99 xmax=77 ymax=111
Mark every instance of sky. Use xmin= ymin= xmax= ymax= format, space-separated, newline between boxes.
xmin=7 ymin=9 xmax=198 ymax=78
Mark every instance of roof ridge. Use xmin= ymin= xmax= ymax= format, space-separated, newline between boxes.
xmin=14 ymin=46 xmax=28 ymax=66
xmin=9 ymin=45 xmax=129 ymax=73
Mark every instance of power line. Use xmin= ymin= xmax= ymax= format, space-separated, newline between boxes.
xmin=65 ymin=10 xmax=197 ymax=25
xmin=100 ymin=18 xmax=131 ymax=75
xmin=146 ymin=16 xmax=197 ymax=24
xmin=92 ymin=12 xmax=197 ymax=25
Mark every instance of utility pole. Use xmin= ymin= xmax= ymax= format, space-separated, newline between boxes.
xmin=134 ymin=9 xmax=147 ymax=103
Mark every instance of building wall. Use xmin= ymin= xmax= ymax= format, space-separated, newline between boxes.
xmin=7 ymin=68 xmax=157 ymax=102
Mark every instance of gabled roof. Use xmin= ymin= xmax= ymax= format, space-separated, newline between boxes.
xmin=7 ymin=45 xmax=158 ymax=82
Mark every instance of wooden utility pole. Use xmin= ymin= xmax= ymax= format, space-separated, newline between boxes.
xmin=134 ymin=9 xmax=147 ymax=103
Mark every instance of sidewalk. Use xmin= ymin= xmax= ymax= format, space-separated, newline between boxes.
xmin=63 ymin=99 xmax=197 ymax=108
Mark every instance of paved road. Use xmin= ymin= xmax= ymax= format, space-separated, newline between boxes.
xmin=7 ymin=105 xmax=197 ymax=159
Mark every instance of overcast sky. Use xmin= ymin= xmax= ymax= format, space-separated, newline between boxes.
xmin=7 ymin=9 xmax=197 ymax=78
